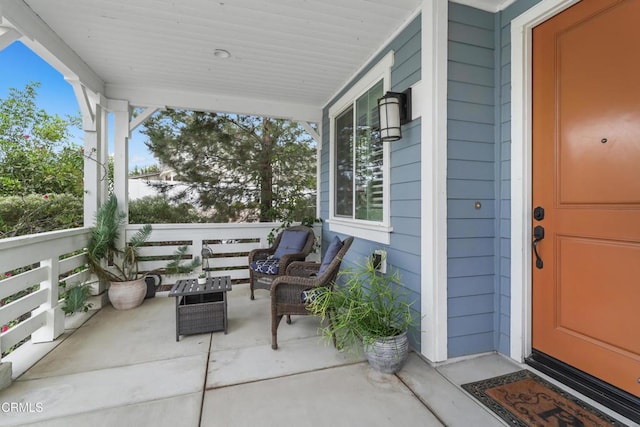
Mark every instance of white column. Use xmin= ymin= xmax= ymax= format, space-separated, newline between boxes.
xmin=420 ymin=0 xmax=448 ymax=362
xmin=31 ymin=258 xmax=64 ymax=343
xmin=109 ymin=99 xmax=131 ymax=226
xmin=300 ymin=121 xmax=322 ymax=221
xmin=98 ymin=104 xmax=109 ymax=203
xmin=69 ymin=81 xmax=109 ymax=226
xmin=83 ymin=124 xmax=99 ymax=226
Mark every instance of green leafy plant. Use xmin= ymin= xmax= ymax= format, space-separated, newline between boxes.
xmin=62 ymin=285 xmax=93 ymax=315
xmin=164 ymin=245 xmax=201 ymax=274
xmin=307 ymin=254 xmax=415 ymax=354
xmin=86 ymin=194 xmax=153 ymax=282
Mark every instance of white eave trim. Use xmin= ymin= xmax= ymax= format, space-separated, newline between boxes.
xmin=106 ymin=84 xmax=321 ymax=124
xmin=0 ymin=0 xmax=104 ymax=94
xmin=323 ymin=6 xmax=422 ymax=109
xmin=451 ymin=0 xmax=517 ymax=13
xmin=0 ymin=26 xmax=19 ymax=50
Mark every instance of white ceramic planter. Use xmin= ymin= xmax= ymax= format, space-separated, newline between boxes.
xmin=108 ymin=278 xmax=146 ymax=310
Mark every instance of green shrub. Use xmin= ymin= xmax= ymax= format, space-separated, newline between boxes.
xmin=128 ymin=195 xmax=202 ymax=224
xmin=0 ymin=193 xmax=83 ymax=237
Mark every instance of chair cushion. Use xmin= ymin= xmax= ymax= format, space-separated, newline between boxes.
xmin=250 ymin=258 xmax=280 ymax=275
xmin=318 ymin=236 xmax=343 ymax=276
xmin=273 ymin=230 xmax=309 ymax=259
xmin=301 ymin=287 xmax=324 ymax=303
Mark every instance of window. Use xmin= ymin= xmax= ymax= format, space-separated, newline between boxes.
xmin=335 ymin=80 xmax=384 ymax=221
xmin=328 ymin=52 xmax=393 ymax=244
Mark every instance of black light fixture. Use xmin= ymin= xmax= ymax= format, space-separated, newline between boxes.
xmin=377 ymin=88 xmax=412 ymax=142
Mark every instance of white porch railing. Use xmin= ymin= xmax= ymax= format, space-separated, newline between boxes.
xmin=128 ymin=222 xmax=281 ymax=282
xmin=129 ymin=222 xmax=320 ymax=283
xmin=0 ymin=228 xmax=91 ymax=357
xmin=1 ymin=222 xmax=320 ymax=368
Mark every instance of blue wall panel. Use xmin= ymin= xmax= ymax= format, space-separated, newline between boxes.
xmin=317 ymin=0 xmax=552 ymax=360
xmin=320 ymin=16 xmax=423 ymax=349
xmin=449 ymin=275 xmax=495 ymax=298
xmin=447 ymin=2 xmax=497 ymax=358
xmin=448 ymin=62 xmax=494 ymax=87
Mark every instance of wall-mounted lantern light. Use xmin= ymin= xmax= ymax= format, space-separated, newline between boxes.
xmin=377 ymin=88 xmax=412 ymax=142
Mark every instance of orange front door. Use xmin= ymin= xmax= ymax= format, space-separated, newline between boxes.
xmin=532 ymin=0 xmax=640 ymax=397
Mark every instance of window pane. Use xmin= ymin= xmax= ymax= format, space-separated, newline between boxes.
xmin=334 ymin=106 xmax=353 ymax=217
xmin=355 ymin=80 xmax=383 ymax=221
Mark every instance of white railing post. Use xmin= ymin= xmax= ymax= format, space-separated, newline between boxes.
xmin=0 ymin=360 xmax=11 ymax=390
xmin=31 ymin=258 xmax=64 ymax=343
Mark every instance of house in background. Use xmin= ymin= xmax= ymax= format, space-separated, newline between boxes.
xmin=128 ymin=166 xmax=187 ymax=201
xmin=0 ymin=0 xmax=637 ymax=419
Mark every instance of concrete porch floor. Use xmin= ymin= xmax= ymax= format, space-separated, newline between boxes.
xmin=0 ymin=283 xmax=634 ymax=426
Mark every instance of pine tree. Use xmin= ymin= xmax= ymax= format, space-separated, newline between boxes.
xmin=141 ymin=110 xmax=316 ymax=222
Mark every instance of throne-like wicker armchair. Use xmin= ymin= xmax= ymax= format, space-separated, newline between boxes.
xmin=270 ymin=235 xmax=354 ymax=350
xmin=248 ymin=225 xmax=315 ymax=300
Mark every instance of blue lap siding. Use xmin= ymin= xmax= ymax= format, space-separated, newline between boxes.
xmin=320 ymin=16 xmax=422 ymax=349
xmin=447 ymin=2 xmax=496 ymax=357
xmin=319 ymin=0 xmax=545 ymax=360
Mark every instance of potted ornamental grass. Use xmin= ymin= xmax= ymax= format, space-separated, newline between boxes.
xmin=307 ymin=254 xmax=416 ymax=374
xmin=86 ymin=194 xmax=153 ymax=310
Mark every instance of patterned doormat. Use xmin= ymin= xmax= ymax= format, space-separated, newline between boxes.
xmin=462 ymin=370 xmax=627 ymax=426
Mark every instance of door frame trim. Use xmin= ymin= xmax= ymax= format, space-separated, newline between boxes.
xmin=509 ymin=0 xmax=581 ymax=362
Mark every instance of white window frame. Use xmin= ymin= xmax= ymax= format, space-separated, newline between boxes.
xmin=328 ymin=51 xmax=394 ymax=244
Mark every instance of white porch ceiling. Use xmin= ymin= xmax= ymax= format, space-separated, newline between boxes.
xmin=1 ymin=0 xmax=507 ymax=122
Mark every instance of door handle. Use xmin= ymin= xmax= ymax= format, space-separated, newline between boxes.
xmin=532 ymin=225 xmax=545 ymax=269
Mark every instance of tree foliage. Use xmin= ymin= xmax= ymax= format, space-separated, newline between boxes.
xmin=0 ymin=82 xmax=83 ymax=197
xmin=141 ymin=111 xmax=316 ymax=222
xmin=128 ymin=195 xmax=202 ymax=224
xmin=0 ymin=193 xmax=83 ymax=238
xmin=0 ymin=82 xmax=85 ymax=238
xmin=130 ymin=164 xmax=160 ymax=177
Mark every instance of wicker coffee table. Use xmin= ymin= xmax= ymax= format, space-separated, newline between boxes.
xmin=169 ymin=276 xmax=232 ymax=341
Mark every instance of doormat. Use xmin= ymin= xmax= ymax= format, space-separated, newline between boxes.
xmin=462 ymin=370 xmax=627 ymax=426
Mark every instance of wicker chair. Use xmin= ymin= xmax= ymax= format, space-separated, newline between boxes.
xmin=248 ymin=225 xmax=316 ymax=300
xmin=270 ymin=236 xmax=354 ymax=350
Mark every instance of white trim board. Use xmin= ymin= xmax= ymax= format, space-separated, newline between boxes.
xmin=420 ymin=0 xmax=448 ymax=363
xmin=451 ymin=0 xmax=516 ymax=13
xmin=509 ymin=0 xmax=581 ymax=363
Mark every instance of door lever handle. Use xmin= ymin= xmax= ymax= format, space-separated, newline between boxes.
xmin=532 ymin=225 xmax=545 ymax=269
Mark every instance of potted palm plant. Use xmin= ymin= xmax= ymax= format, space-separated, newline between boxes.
xmin=307 ymin=254 xmax=416 ymax=374
xmin=86 ymin=194 xmax=153 ymax=310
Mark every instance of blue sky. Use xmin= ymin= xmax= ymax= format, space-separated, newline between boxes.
xmin=0 ymin=42 xmax=156 ymax=169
